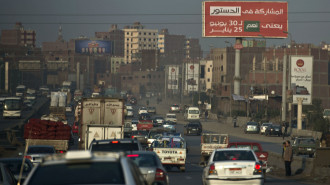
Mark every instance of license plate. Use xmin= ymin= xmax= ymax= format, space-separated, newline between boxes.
xmin=229 ymin=168 xmax=242 ymax=175
xmin=307 ymin=148 xmax=312 ymax=151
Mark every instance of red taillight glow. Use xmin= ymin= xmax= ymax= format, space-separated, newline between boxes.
xmin=24 ymin=156 xmax=32 ymax=160
xmin=155 ymin=168 xmax=166 ymax=181
xmin=255 ymin=164 xmax=261 ymax=170
xmin=131 ymin=135 xmax=135 ymax=139
xmin=57 ymin=150 xmax=64 ymax=154
xmin=111 ymin=141 xmax=119 ymax=144
xmin=127 ymin=154 xmax=139 ymax=157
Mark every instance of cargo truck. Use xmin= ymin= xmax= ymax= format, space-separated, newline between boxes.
xmin=78 ymin=97 xmax=125 ymax=150
xmin=24 ymin=118 xmax=71 ymax=152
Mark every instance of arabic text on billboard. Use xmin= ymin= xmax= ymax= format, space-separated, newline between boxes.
xmin=202 ymin=1 xmax=288 ymax=38
xmin=185 ymin=63 xmax=199 ymax=92
xmin=291 ymin=56 xmax=313 ymax=105
xmin=75 ymin=40 xmax=112 ymax=54
xmin=168 ymin=66 xmax=179 ymax=90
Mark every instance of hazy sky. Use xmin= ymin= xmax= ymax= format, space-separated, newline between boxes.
xmin=1 ymin=0 xmax=329 ymax=53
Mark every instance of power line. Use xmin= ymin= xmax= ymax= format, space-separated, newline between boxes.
xmin=0 ymin=20 xmax=329 ymax=25
xmin=0 ymin=11 xmax=330 ymax=16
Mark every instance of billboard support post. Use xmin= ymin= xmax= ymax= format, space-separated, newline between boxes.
xmin=297 ymin=97 xmax=303 ymax=130
xmin=234 ymin=38 xmax=242 ymax=95
xmin=282 ymin=51 xmax=287 ymax=122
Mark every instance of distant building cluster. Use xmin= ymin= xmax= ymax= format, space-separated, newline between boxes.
xmin=1 ymin=22 xmax=330 ymax=115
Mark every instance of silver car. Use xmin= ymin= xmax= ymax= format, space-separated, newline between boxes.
xmin=259 ymin=123 xmax=272 ymax=135
xmin=23 ymin=151 xmax=147 ymax=185
xmin=24 ymin=145 xmax=56 ymax=165
xmin=127 ymin=151 xmax=169 ymax=185
xmin=244 ymin=122 xmax=260 ymax=134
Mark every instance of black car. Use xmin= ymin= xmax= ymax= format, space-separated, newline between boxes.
xmin=0 ymin=158 xmax=33 ymax=183
xmin=153 ymin=116 xmax=165 ymax=127
xmin=265 ymin=124 xmax=282 ymax=136
xmin=183 ymin=122 xmax=202 ymax=136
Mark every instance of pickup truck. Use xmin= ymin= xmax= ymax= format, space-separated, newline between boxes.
xmin=227 ymin=142 xmax=269 ymax=173
xmin=151 ymin=136 xmax=187 ymax=172
xmin=200 ymin=133 xmax=229 ymax=163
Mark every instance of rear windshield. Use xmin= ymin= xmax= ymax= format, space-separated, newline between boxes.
xmin=202 ymin=135 xmax=228 ymax=144
xmin=166 ymin=115 xmax=176 ymax=118
xmin=128 ymin=154 xmax=157 ymax=167
xmin=27 ymin=147 xmax=55 ymax=154
xmin=148 ymin=132 xmax=164 ymax=139
xmin=27 ymin=162 xmax=124 ymax=185
xmin=90 ymin=143 xmax=139 ymax=152
xmin=189 ymin=110 xmax=199 ymax=114
xmin=213 ymin=150 xmax=256 ymax=161
xmin=229 ymin=144 xmax=260 ymax=152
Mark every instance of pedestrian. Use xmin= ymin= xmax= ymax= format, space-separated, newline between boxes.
xmin=204 ymin=110 xmax=208 ymax=122
xmin=281 ymin=142 xmax=286 ymax=158
xmin=283 ymin=140 xmax=293 ymax=176
xmin=233 ymin=117 xmax=237 ymax=128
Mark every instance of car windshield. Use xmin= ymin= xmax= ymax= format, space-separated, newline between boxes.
xmin=188 ymin=123 xmax=200 ymax=127
xmin=91 ymin=142 xmax=139 ymax=152
xmin=213 ymin=150 xmax=256 ymax=161
xmin=152 ymin=138 xmax=184 ymax=148
xmin=229 ymin=144 xmax=260 ymax=152
xmin=297 ymin=138 xmax=315 ymax=144
xmin=247 ymin=122 xmax=258 ymax=126
xmin=27 ymin=162 xmax=124 ymax=185
xmin=172 ymin=105 xmax=179 ymax=107
xmin=262 ymin=123 xmax=272 ymax=126
xmin=189 ymin=110 xmax=199 ymax=114
xmin=127 ymin=153 xmax=157 ymax=167
xmin=166 ymin=115 xmax=176 ymax=118
xmin=27 ymin=147 xmax=55 ymax=154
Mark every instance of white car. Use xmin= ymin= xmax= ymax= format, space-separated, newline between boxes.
xmin=127 ymin=109 xmax=134 ymax=117
xmin=165 ymin=113 xmax=177 ymax=123
xmin=202 ymin=148 xmax=264 ymax=185
xmin=260 ymin=123 xmax=272 ymax=135
xmin=138 ymin=107 xmax=148 ymax=115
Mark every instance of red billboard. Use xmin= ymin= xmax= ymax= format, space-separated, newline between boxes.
xmin=202 ymin=1 xmax=288 ymax=38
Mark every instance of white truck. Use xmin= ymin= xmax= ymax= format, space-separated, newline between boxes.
xmin=200 ymin=133 xmax=229 ymax=163
xmin=79 ymin=97 xmax=125 ymax=150
xmin=151 ymin=136 xmax=187 ymax=172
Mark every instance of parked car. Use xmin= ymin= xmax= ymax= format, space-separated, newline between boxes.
xmin=259 ymin=122 xmax=272 ymax=135
xmin=153 ymin=116 xmax=165 ymax=127
xmin=165 ymin=113 xmax=177 ymax=124
xmin=126 ymin=151 xmax=169 ymax=185
xmin=22 ymin=151 xmax=148 ymax=185
xmin=202 ymin=148 xmax=264 ymax=185
xmin=147 ymin=107 xmax=156 ymax=114
xmin=264 ymin=124 xmax=282 ymax=137
xmin=131 ymin=130 xmax=149 ymax=145
xmin=0 ymin=163 xmax=17 ymax=185
xmin=184 ymin=122 xmax=202 ymax=136
xmin=0 ymin=158 xmax=33 ymax=183
xmin=89 ymin=139 xmax=143 ymax=152
xmin=24 ymin=145 xmax=56 ymax=165
xmin=244 ymin=122 xmax=260 ymax=134
xmin=169 ymin=104 xmax=180 ymax=113
xmin=292 ymin=137 xmax=318 ymax=157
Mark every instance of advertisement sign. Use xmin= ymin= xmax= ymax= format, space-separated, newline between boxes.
xmin=168 ymin=65 xmax=179 ymax=90
xmin=202 ymin=1 xmax=288 ymax=38
xmin=291 ymin=56 xmax=313 ymax=105
xmin=75 ymin=40 xmax=112 ymax=54
xmin=185 ymin=63 xmax=199 ymax=93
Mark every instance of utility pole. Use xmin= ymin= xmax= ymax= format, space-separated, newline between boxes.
xmin=281 ymin=50 xmax=287 ymax=122
xmin=234 ymin=38 xmax=242 ymax=95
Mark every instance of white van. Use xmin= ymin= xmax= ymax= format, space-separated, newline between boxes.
xmin=184 ymin=107 xmax=200 ymax=121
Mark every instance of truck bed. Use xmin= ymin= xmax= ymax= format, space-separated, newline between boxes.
xmin=26 ymin=139 xmax=69 ymax=151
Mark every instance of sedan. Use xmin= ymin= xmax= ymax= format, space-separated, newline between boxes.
xmin=127 ymin=151 xmax=169 ymax=185
xmin=138 ymin=107 xmax=148 ymax=115
xmin=147 ymin=107 xmax=156 ymax=114
xmin=184 ymin=122 xmax=202 ymax=136
xmin=265 ymin=124 xmax=282 ymax=137
xmin=131 ymin=130 xmax=149 ymax=145
xmin=24 ymin=145 xmax=56 ymax=165
xmin=153 ymin=116 xmax=165 ymax=127
xmin=244 ymin=122 xmax=260 ymax=134
xmin=202 ymin=148 xmax=264 ymax=185
xmin=259 ymin=123 xmax=272 ymax=135
xmin=0 ymin=158 xmax=33 ymax=183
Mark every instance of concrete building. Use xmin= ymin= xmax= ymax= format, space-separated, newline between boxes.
xmin=95 ymin=24 xmax=125 ymax=57
xmin=111 ymin=56 xmax=126 ymax=74
xmin=123 ymin=22 xmax=158 ymax=64
xmin=200 ymin=60 xmax=213 ymax=92
xmin=1 ymin=22 xmax=36 ymax=47
xmin=185 ymin=38 xmax=203 ymax=60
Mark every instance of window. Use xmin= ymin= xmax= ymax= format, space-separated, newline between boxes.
xmin=224 ymin=85 xmax=227 ymax=91
xmin=221 ymin=76 xmax=224 ymax=82
xmin=123 ymin=77 xmax=126 ymax=80
xmin=207 ymin=78 xmax=210 ymax=82
xmin=144 ymin=32 xmax=146 ymax=35
xmin=221 ymin=66 xmax=223 ymax=71
xmin=208 ymin=68 xmax=210 ymax=72
xmin=149 ymin=33 xmax=151 ymax=35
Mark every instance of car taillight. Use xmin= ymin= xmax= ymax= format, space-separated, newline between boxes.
xmin=208 ymin=163 xmax=217 ymax=175
xmin=111 ymin=141 xmax=119 ymax=144
xmin=25 ymin=156 xmax=32 ymax=160
xmin=155 ymin=168 xmax=166 ymax=181
xmin=254 ymin=163 xmax=262 ymax=174
xmin=131 ymin=135 xmax=135 ymax=139
xmin=57 ymin=150 xmax=64 ymax=154
xmin=127 ymin=154 xmax=139 ymax=157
